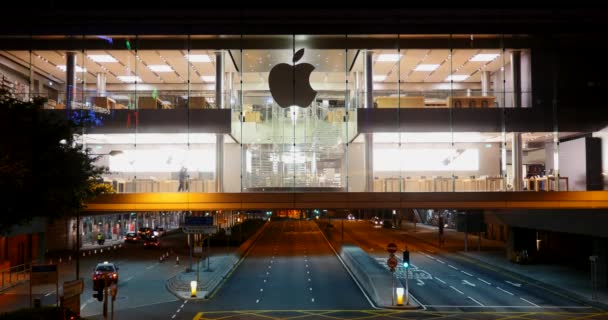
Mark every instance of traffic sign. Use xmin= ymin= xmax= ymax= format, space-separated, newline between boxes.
xmin=387 ymin=243 xmax=398 ymax=254
xmin=387 ymin=256 xmax=398 ymax=270
xmin=185 ymin=216 xmax=214 ymax=226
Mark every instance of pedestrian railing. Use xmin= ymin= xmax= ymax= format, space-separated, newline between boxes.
xmin=0 ymin=261 xmax=35 ymax=291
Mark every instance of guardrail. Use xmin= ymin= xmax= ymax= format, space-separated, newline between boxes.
xmin=0 ymin=261 xmax=36 ymax=291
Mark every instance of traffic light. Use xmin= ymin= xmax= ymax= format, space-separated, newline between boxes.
xmin=403 ymin=250 xmax=410 ymax=268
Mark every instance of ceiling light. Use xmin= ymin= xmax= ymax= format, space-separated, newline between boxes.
xmin=57 ymin=65 xmax=86 ymax=72
xmin=117 ymin=76 xmax=142 ymax=83
xmin=185 ymin=54 xmax=211 ymax=62
xmin=201 ymin=76 xmax=215 ymax=82
xmin=373 ymin=75 xmax=386 ymax=82
xmin=87 ymin=54 xmax=118 ymax=63
xmin=377 ymin=54 xmax=402 ymax=62
xmin=414 ymin=64 xmax=440 ymax=71
xmin=148 ymin=65 xmax=173 ymax=72
xmin=445 ymin=74 xmax=469 ymax=82
xmin=470 ymin=53 xmax=500 ymax=62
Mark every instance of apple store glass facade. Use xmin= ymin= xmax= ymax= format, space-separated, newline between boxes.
xmin=1 ymin=34 xmax=605 ymax=193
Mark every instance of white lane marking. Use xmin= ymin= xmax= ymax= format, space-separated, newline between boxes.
xmin=461 ymin=271 xmax=473 ymax=277
xmin=256 ymin=299 xmax=260 ymax=303
xmin=184 ymin=300 xmax=188 ymax=304
xmin=496 ymin=286 xmax=514 ymax=295
xmin=462 ymin=280 xmax=476 ymax=287
xmin=45 ymin=290 xmax=55 ymax=297
xmin=435 ymin=259 xmax=445 ymax=264
xmin=448 ymin=264 xmax=458 ymax=270
xmin=423 ymin=253 xmax=434 ymax=259
xmin=435 ymin=277 xmax=446 ymax=284
xmin=125 ymin=276 xmax=134 ymax=282
xmin=477 ymin=278 xmax=491 ymax=285
xmin=417 ymin=280 xmax=425 ymax=286
xmin=176 ymin=308 xmax=181 ymax=313
xmin=311 ymin=298 xmax=315 ymax=302
xmin=172 ymin=315 xmax=176 ymax=319
xmin=450 ymin=286 xmax=464 ymax=294
xmin=263 ymin=279 xmax=266 ymax=283
xmin=422 ymin=305 xmax=593 ymax=309
xmin=145 ymin=265 xmax=155 ymax=270
xmin=520 ymin=297 xmax=540 ymax=307
xmin=180 ymin=303 xmax=185 ymax=308
xmin=266 ymin=272 xmax=270 ymax=275
xmin=506 ymin=280 xmax=522 ymax=287
xmin=309 ymin=287 xmax=312 ymax=291
xmin=468 ymin=296 xmax=485 ymax=306
xmin=260 ymin=288 xmax=263 ymax=292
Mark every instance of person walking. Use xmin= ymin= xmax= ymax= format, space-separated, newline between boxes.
xmin=438 ymin=214 xmax=445 ymax=247
xmin=178 ymin=167 xmax=188 ymax=192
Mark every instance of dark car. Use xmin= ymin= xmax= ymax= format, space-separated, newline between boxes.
xmin=124 ymin=232 xmax=139 ymax=243
xmin=143 ymin=236 xmax=161 ymax=249
xmin=382 ymin=220 xmax=393 ymax=229
xmin=138 ymin=227 xmax=152 ymax=239
xmin=93 ymin=261 xmax=118 ymax=291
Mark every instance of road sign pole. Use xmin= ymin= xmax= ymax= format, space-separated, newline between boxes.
xmin=405 ymin=266 xmax=410 ymax=305
xmin=392 ymin=270 xmax=395 ymax=306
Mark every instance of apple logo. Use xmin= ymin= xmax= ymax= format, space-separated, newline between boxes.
xmin=268 ymin=48 xmax=317 ymax=108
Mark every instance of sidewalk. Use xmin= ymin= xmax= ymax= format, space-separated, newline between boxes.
xmin=403 ymin=222 xmax=608 ymax=308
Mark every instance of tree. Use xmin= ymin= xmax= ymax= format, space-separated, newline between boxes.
xmin=0 ymin=89 xmax=109 ymax=234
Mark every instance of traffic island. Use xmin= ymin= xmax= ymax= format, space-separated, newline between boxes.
xmin=339 ymin=245 xmax=421 ymax=309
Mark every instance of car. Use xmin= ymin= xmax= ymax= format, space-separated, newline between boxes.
xmin=144 ymin=236 xmax=161 ymax=249
xmin=347 ymin=213 xmax=355 ymax=220
xmin=93 ymin=261 xmax=118 ymax=291
xmin=153 ymin=227 xmax=165 ymax=237
xmin=124 ymin=232 xmax=139 ymax=243
xmin=370 ymin=216 xmax=381 ymax=225
xmin=138 ymin=227 xmax=152 ymax=239
xmin=382 ymin=220 xmax=394 ymax=229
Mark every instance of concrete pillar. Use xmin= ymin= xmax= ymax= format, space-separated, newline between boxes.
xmin=481 ymin=71 xmax=491 ymax=96
xmin=216 ymin=134 xmax=224 ymax=192
xmin=364 ymin=51 xmax=373 ymax=109
xmin=226 ymin=72 xmax=233 ymax=109
xmin=512 ymin=133 xmax=523 ymax=191
xmin=37 ymin=232 xmax=45 ymax=264
xmin=510 ymin=51 xmax=521 ymax=108
xmin=355 ymin=71 xmax=362 ymax=108
xmin=96 ymin=72 xmax=107 ymax=97
xmin=65 ymin=52 xmax=77 ymax=109
xmin=215 ymin=51 xmax=225 ymax=109
xmin=364 ymin=133 xmax=374 ymax=192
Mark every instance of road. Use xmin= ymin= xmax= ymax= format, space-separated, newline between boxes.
xmin=339 ymin=220 xmax=601 ymax=313
xmin=0 ymin=232 xmax=187 ymax=319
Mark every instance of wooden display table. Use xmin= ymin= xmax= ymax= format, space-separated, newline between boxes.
xmin=92 ymin=96 xmax=116 ymax=110
xmin=448 ymin=96 xmax=496 ymax=108
xmin=138 ymin=97 xmax=162 ymax=109
xmin=375 ymin=96 xmax=426 ymax=108
xmin=189 ymin=96 xmax=210 ymax=109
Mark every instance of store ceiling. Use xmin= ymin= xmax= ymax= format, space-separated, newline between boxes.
xmin=2 ymin=49 xmax=510 ymax=86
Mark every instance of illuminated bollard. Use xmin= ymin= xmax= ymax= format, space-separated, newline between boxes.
xmin=190 ymin=281 xmax=197 ymax=297
xmin=396 ymin=287 xmax=404 ymax=306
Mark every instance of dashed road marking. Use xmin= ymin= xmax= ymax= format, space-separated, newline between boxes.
xmin=461 ymin=271 xmax=473 ymax=277
xmin=125 ymin=276 xmax=134 ymax=282
xmin=520 ymin=297 xmax=540 ymax=307
xmin=450 ymin=286 xmax=464 ymax=294
xmin=435 ymin=277 xmax=446 ymax=284
xmin=448 ymin=265 xmax=458 ymax=270
xmin=435 ymin=259 xmax=445 ymax=264
xmin=468 ymin=296 xmax=485 ymax=306
xmin=496 ymin=286 xmax=514 ymax=296
xmin=477 ymin=278 xmax=491 ymax=285
xmin=45 ymin=290 xmax=54 ymax=297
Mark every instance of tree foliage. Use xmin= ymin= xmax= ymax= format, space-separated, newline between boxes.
xmin=0 ymin=90 xmax=109 ymax=234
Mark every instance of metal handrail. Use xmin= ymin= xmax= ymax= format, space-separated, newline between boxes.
xmin=0 ymin=260 xmax=37 ymax=290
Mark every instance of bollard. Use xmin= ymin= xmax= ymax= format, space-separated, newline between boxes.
xmin=159 ymin=256 xmax=163 ymax=263
xmin=176 ymin=256 xmax=179 ymax=265
xmin=83 ymin=252 xmax=86 ymax=257
xmin=94 ymin=250 xmax=97 ymax=254
xmin=100 ymin=249 xmax=103 ymax=253
xmin=68 ymin=256 xmax=72 ymax=263
xmin=50 ymin=259 xmax=53 ymax=265
xmin=59 ymin=258 xmax=62 ymax=264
